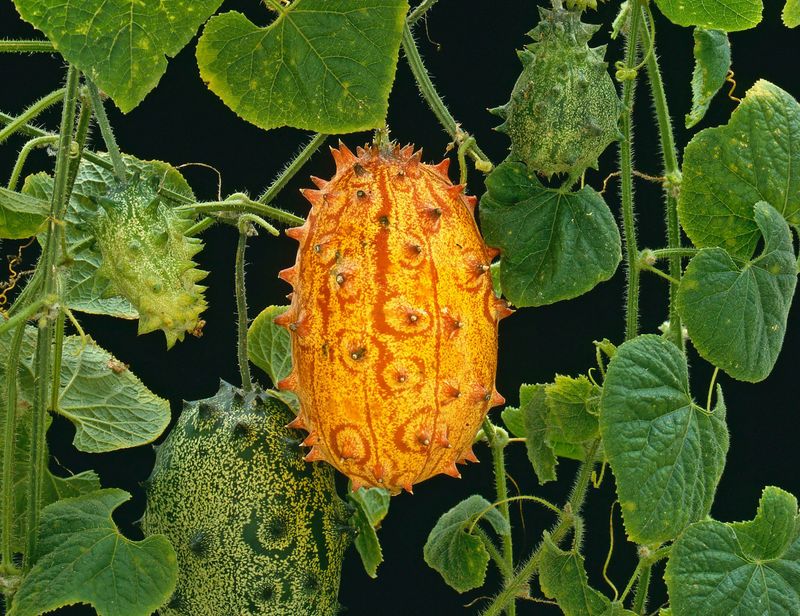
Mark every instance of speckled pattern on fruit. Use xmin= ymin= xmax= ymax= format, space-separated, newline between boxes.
xmin=276 ymin=143 xmax=509 ymax=494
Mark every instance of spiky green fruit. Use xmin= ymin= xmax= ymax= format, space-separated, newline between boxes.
xmin=495 ymin=4 xmax=622 ymax=178
xmin=92 ymin=174 xmax=207 ymax=347
xmin=142 ymin=382 xmax=351 ymax=616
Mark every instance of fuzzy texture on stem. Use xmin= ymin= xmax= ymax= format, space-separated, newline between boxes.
xmin=258 ymin=133 xmax=327 ymax=205
xmin=235 ymin=224 xmax=253 ymax=392
xmin=0 ymin=40 xmax=55 ymax=53
xmin=0 ymin=88 xmax=65 ymax=145
xmin=87 ymin=79 xmax=126 ymax=183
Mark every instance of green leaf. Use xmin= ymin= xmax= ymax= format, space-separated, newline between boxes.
xmin=54 ymin=336 xmax=171 ymax=453
xmin=12 ymin=0 xmax=224 ymax=112
xmin=1 ymin=323 xmax=102 ymax=556
xmin=0 ymin=187 xmax=49 ymax=239
xmin=677 ymin=202 xmax=797 ymax=382
xmin=785 ymin=0 xmax=800 ymax=27
xmin=539 ymin=534 xmax=636 ymax=616
xmin=519 ymin=384 xmax=558 ymax=484
xmin=600 ymin=335 xmax=729 ymax=545
xmin=678 ymin=80 xmax=800 ymax=259
xmin=500 ymin=405 xmax=525 ymax=438
xmin=248 ymin=305 xmax=292 ymax=387
xmin=654 ymin=0 xmax=762 ymax=31
xmin=348 ymin=487 xmax=390 ymax=578
xmin=24 ymin=155 xmax=195 ymax=319
xmin=686 ymin=29 xmax=731 ymax=129
xmin=545 ymin=374 xmax=600 ymax=444
xmin=423 ymin=495 xmax=510 ymax=593
xmin=480 ymin=161 xmax=621 ymax=307
xmin=196 ymin=0 xmax=409 ymax=133
xmin=665 ymin=486 xmax=800 ymax=616
xmin=9 ymin=489 xmax=177 ymax=616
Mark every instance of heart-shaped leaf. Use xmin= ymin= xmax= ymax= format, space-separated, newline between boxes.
xmin=677 ymin=202 xmax=797 ymax=382
xmin=12 ymin=0 xmax=224 ymax=112
xmin=665 ymin=486 xmax=800 ymax=616
xmin=600 ymin=335 xmax=729 ymax=545
xmin=678 ymin=80 xmax=800 ymax=259
xmin=9 ymin=489 xmax=177 ymax=616
xmin=196 ymin=0 xmax=409 ymax=133
xmin=480 ymin=161 xmax=621 ymax=307
xmin=0 ymin=187 xmax=49 ymax=239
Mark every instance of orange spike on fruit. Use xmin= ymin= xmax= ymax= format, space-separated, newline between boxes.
xmin=304 ymin=447 xmax=325 ymax=462
xmin=402 ymin=483 xmax=414 ymax=494
xmin=277 ymin=373 xmax=298 ymax=392
xmin=310 ymin=175 xmax=328 ymax=189
xmin=278 ymin=266 xmax=297 ymax=286
xmin=485 ymin=246 xmax=501 ymax=260
xmin=280 ymin=142 xmax=501 ymax=494
xmin=273 ymin=309 xmax=294 ymax=328
xmin=464 ymin=195 xmax=478 ymax=215
xmin=462 ymin=447 xmax=480 ymax=464
xmin=301 ymin=188 xmax=324 ymax=207
xmin=302 ymin=432 xmax=318 ymax=447
xmin=286 ymin=414 xmax=307 ymax=430
xmin=285 ymin=225 xmax=307 ymax=242
xmin=494 ymin=298 xmax=515 ymax=321
xmin=441 ymin=461 xmax=462 ymax=479
xmin=490 ymin=389 xmax=506 ymax=408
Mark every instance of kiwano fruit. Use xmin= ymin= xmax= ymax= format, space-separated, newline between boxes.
xmin=276 ymin=142 xmax=509 ymax=494
xmin=493 ymin=3 xmax=622 ymax=178
xmin=92 ymin=174 xmax=208 ymax=347
xmin=142 ymin=382 xmax=350 ymax=615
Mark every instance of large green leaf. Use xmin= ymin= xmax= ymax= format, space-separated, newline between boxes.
xmin=665 ymin=486 xmax=800 ymax=616
xmin=196 ymin=0 xmax=409 ymax=133
xmin=423 ymin=495 xmax=510 ymax=593
xmin=686 ymin=29 xmax=731 ymax=129
xmin=678 ymin=80 xmax=800 ymax=259
xmin=677 ymin=202 xmax=797 ymax=382
xmin=654 ymin=0 xmax=762 ymax=31
xmin=539 ymin=534 xmax=636 ymax=616
xmin=518 ymin=384 xmax=557 ymax=484
xmin=480 ymin=161 xmax=621 ymax=307
xmin=348 ymin=487 xmax=390 ymax=578
xmin=23 ymin=155 xmax=194 ymax=319
xmin=248 ymin=305 xmax=292 ymax=387
xmin=12 ymin=0 xmax=224 ymax=112
xmin=0 ymin=323 xmax=102 ymax=557
xmin=785 ymin=0 xmax=800 ymax=27
xmin=600 ymin=335 xmax=729 ymax=545
xmin=0 ymin=187 xmax=49 ymax=239
xmin=9 ymin=489 xmax=177 ymax=616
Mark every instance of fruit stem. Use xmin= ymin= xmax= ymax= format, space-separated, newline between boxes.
xmin=0 ymin=88 xmax=65 ymax=146
xmin=87 ymin=79 xmax=127 ymax=183
xmin=176 ymin=198 xmax=305 ymax=226
xmin=481 ymin=440 xmax=599 ymax=616
xmin=640 ymin=9 xmax=684 ymax=351
xmin=258 ymin=132 xmax=328 ymax=205
xmin=235 ymin=223 xmax=253 ymax=392
xmin=25 ymin=65 xmax=80 ymax=568
xmin=482 ymin=418 xmax=515 ymax=616
xmin=401 ymin=24 xmax=493 ymax=172
xmin=0 ymin=40 xmax=55 ymax=53
xmin=619 ymin=1 xmax=643 ymax=341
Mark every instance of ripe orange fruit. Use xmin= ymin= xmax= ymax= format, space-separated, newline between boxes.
xmin=276 ymin=142 xmax=509 ymax=494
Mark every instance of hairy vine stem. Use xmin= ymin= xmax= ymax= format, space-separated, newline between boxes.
xmin=25 ymin=65 xmax=80 ymax=567
xmin=0 ymin=88 xmax=65 ymax=146
xmin=619 ymin=2 xmax=643 ymax=341
xmin=87 ymin=79 xmax=126 ymax=183
xmin=176 ymin=197 xmax=304 ymax=226
xmin=257 ymin=132 xmax=327 ymax=205
xmin=640 ymin=8 xmax=684 ymax=350
xmin=0 ymin=39 xmax=55 ymax=53
xmin=482 ymin=440 xmax=600 ymax=616
xmin=235 ymin=227 xmax=253 ymax=392
xmin=401 ymin=23 xmax=493 ymax=172
xmin=7 ymin=135 xmax=58 ymax=191
xmin=407 ymin=0 xmax=441 ymax=25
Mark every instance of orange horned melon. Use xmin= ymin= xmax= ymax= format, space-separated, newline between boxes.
xmin=276 ymin=142 xmax=508 ymax=494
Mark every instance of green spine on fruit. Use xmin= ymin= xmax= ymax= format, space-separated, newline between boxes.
xmin=92 ymin=174 xmax=207 ymax=348
xmin=494 ymin=3 xmax=622 ymax=178
xmin=142 ymin=382 xmax=351 ymax=616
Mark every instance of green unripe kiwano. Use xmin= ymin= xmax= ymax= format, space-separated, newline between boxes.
xmin=494 ymin=2 xmax=622 ymax=179
xmin=92 ymin=174 xmax=208 ymax=348
xmin=142 ymin=382 xmax=351 ymax=616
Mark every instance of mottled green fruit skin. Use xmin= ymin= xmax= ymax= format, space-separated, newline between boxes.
xmin=495 ymin=5 xmax=622 ymax=178
xmin=142 ymin=382 xmax=350 ymax=616
xmin=93 ymin=175 xmax=207 ymax=347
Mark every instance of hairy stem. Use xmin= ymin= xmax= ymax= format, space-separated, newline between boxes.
xmin=65 ymin=89 xmax=93 ymax=193
xmin=632 ymin=562 xmax=652 ymax=614
xmin=7 ymin=135 xmax=59 ymax=191
xmin=177 ymin=198 xmax=304 ymax=226
xmin=0 ymin=88 xmax=65 ymax=145
xmin=0 ymin=40 xmax=55 ymax=53
xmin=407 ymin=0 xmax=441 ymax=25
xmin=650 ymin=247 xmax=698 ymax=260
xmin=619 ymin=2 xmax=643 ymax=341
xmin=482 ymin=441 xmax=599 ymax=616
xmin=475 ymin=527 xmax=513 ymax=579
xmin=87 ymin=79 xmax=126 ymax=183
xmin=641 ymin=11 xmax=683 ymax=350
xmin=235 ymin=227 xmax=253 ymax=392
xmin=482 ymin=418 xmax=515 ymax=616
xmin=401 ymin=24 xmax=493 ymax=172
xmin=258 ymin=133 xmax=327 ymax=205
xmin=25 ymin=65 xmax=80 ymax=567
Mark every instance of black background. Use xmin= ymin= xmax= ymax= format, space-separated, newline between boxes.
xmin=1 ymin=1 xmax=799 ymax=614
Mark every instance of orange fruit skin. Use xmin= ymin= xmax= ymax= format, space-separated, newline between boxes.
xmin=276 ymin=143 xmax=509 ymax=494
